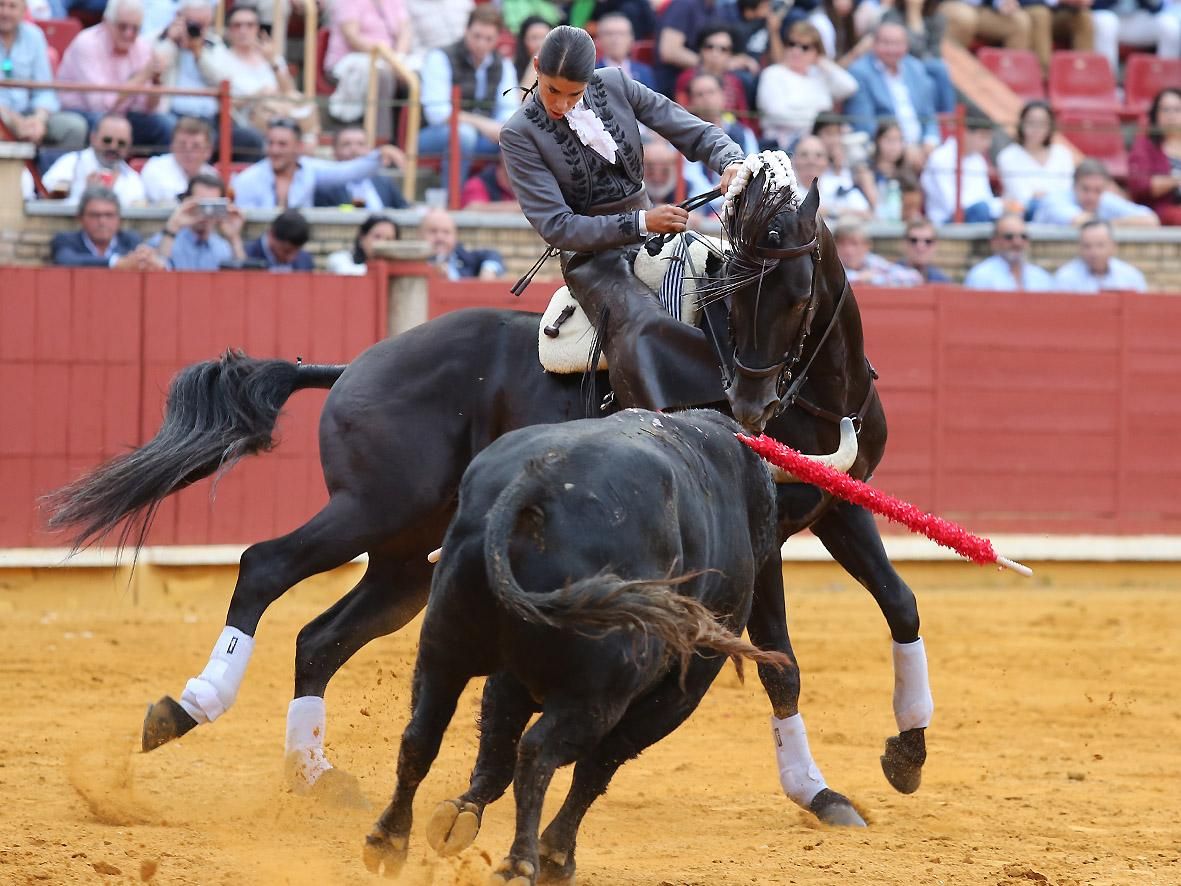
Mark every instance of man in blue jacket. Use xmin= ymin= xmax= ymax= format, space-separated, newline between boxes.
xmin=844 ymin=20 xmax=942 ymax=167
xmin=52 ymin=186 xmax=164 ymax=269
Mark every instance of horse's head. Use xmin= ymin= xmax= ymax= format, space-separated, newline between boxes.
xmin=720 ymin=168 xmax=822 ymax=435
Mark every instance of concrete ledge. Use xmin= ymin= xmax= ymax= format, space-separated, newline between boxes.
xmin=4 ymin=535 xmax=1179 ymax=569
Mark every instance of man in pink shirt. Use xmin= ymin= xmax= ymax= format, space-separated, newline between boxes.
xmin=56 ymin=0 xmax=175 ymax=152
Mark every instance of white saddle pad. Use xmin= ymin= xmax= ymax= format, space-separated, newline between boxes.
xmin=538 ymin=232 xmax=721 ymax=375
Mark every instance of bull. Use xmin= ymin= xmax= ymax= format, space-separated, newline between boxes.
xmin=362 ymin=408 xmax=863 ymax=885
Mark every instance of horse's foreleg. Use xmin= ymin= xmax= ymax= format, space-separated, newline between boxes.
xmin=809 ymin=500 xmax=932 ymax=794
xmin=141 ymin=494 xmax=378 ymax=752
xmin=746 ymin=555 xmax=865 ymax=827
xmin=285 ymin=552 xmax=432 ymax=795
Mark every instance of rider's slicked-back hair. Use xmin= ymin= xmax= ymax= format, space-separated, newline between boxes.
xmin=536 ymin=26 xmax=597 ymax=84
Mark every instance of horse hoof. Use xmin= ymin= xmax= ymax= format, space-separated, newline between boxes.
xmin=426 ymin=798 xmax=482 ymax=856
xmin=880 ymin=728 xmax=927 ymax=795
xmin=808 ymin=788 xmax=867 ymax=827
xmin=141 ymin=696 xmax=198 ymax=752
xmin=489 ymin=857 xmax=536 ymax=886
xmin=537 ymin=846 xmax=576 ymax=885
xmin=362 ymin=830 xmax=408 ymax=878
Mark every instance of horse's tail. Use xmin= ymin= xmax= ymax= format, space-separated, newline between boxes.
xmin=482 ymin=462 xmax=791 ymax=673
xmin=44 ymin=351 xmax=347 ymax=551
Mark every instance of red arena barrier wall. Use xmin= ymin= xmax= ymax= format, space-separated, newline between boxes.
xmin=2 ymin=269 xmax=1179 ymax=548
xmin=0 ymin=267 xmax=386 ymax=548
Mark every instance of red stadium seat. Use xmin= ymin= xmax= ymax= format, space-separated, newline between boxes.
xmin=1057 ymin=110 xmax=1128 ymax=180
xmin=1048 ymin=51 xmax=1119 ymax=113
xmin=1124 ymin=54 xmax=1181 ymax=118
xmin=35 ymin=17 xmax=81 ymax=69
xmin=977 ymin=48 xmax=1045 ymax=102
xmin=633 ymin=38 xmax=654 ymax=65
xmin=315 ymin=27 xmax=333 ymax=96
xmin=498 ymin=29 xmax=516 ymax=57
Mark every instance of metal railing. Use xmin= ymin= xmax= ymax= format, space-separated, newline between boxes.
xmin=362 ymin=45 xmax=421 ymax=199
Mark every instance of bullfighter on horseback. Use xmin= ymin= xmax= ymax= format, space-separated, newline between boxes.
xmin=499 ymin=25 xmax=746 ymax=412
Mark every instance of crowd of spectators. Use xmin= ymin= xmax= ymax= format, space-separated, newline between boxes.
xmin=4 ymin=0 xmax=1179 ymax=290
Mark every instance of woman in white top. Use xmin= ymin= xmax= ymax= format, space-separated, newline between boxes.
xmin=202 ymin=5 xmax=319 ymax=141
xmin=996 ymin=101 xmax=1075 ymax=216
xmin=756 ymin=20 xmax=858 ymax=151
xmin=327 ymin=214 xmax=400 ymax=275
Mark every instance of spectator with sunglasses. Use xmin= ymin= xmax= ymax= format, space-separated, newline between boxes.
xmin=40 ymin=113 xmax=146 ymax=205
xmin=756 ymin=20 xmax=857 ymax=151
xmin=673 ymin=25 xmax=750 ymax=116
xmin=232 ymin=117 xmax=403 ymax=209
xmin=963 ymin=213 xmax=1054 ymax=290
xmin=898 ymin=218 xmax=951 ymax=282
xmin=654 ymin=0 xmax=740 ymax=97
xmin=57 ymin=0 xmax=175 ymax=152
xmin=0 ymin=0 xmax=88 ymax=154
xmin=835 ymin=219 xmax=923 ymax=287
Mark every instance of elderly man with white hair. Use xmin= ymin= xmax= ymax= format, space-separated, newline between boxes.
xmin=57 ymin=0 xmax=176 ymax=151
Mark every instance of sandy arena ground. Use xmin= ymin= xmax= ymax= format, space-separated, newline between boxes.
xmin=0 ymin=560 xmax=1178 ymax=886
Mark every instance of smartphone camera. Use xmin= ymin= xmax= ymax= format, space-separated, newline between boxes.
xmin=259 ymin=22 xmax=272 ymax=36
xmin=185 ymin=20 xmax=202 ymax=38
xmin=197 ymin=197 xmax=230 ymax=217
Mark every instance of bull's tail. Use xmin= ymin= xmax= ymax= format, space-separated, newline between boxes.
xmin=44 ymin=351 xmax=347 ymax=551
xmin=482 ymin=464 xmax=791 ymax=673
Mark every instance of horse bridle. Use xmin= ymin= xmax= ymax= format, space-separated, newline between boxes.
xmin=728 ymin=234 xmax=825 ymax=408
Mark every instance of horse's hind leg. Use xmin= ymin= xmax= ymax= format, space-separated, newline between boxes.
xmin=364 ymin=659 xmax=469 ymax=878
xmin=427 ymin=673 xmax=537 ymax=857
xmin=142 ymin=493 xmax=382 ymax=752
xmin=809 ymin=500 xmax=932 ymax=794
xmin=285 ymin=550 xmax=433 ymax=795
xmin=745 ymin=555 xmax=866 ymax=827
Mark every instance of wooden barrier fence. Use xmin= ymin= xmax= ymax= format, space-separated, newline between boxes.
xmin=1 ymin=268 xmax=1178 ymax=549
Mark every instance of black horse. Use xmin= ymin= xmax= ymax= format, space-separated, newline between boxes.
xmin=48 ymin=171 xmax=929 ymax=811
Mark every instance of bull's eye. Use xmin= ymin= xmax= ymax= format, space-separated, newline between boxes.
xmin=768 ymin=230 xmax=781 ymax=245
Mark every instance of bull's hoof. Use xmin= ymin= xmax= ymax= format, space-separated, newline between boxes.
xmin=808 ymin=788 xmax=867 ymax=827
xmin=880 ymin=728 xmax=927 ymax=794
xmin=489 ymin=857 xmax=537 ymax=886
xmin=426 ymin=798 xmax=482 ymax=856
xmin=141 ymin=696 xmax=198 ymax=752
xmin=362 ymin=830 xmax=408 ymax=878
xmin=537 ymin=844 xmax=576 ymax=885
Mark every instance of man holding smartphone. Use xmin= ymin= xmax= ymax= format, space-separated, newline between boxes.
xmin=153 ymin=0 xmax=265 ymax=161
xmin=149 ymin=173 xmax=246 ymax=270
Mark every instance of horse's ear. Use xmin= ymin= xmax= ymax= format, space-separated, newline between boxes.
xmin=800 ymin=180 xmax=821 ymax=221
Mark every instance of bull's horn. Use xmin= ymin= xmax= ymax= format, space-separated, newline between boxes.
xmin=768 ymin=416 xmax=858 ymax=483
xmin=427 ymin=547 xmax=442 ymax=564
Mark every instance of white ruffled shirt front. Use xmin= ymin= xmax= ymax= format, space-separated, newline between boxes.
xmin=564 ymin=100 xmax=618 ymax=164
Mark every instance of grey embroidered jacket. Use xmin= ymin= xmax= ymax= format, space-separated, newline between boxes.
xmin=499 ymin=66 xmax=746 ymax=254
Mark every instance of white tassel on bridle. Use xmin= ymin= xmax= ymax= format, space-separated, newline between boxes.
xmin=722 ymin=150 xmax=802 ymax=222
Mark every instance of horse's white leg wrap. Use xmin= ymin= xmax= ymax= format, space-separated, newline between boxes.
xmin=285 ymin=696 xmax=333 ymax=791
xmin=177 ymin=626 xmax=255 ymax=725
xmin=892 ymin=637 xmax=934 ymax=732
xmin=771 ymin=713 xmax=828 ymax=808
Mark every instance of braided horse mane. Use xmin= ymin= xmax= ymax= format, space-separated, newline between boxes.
xmin=691 ymin=151 xmax=807 ymax=310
